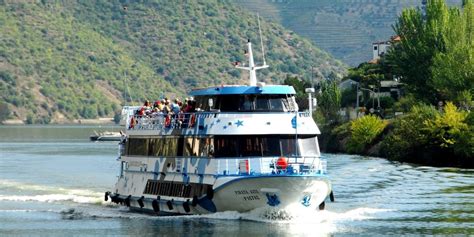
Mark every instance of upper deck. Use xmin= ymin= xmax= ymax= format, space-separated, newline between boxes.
xmin=189 ymin=85 xmax=296 ymax=96
xmin=123 ymin=84 xmax=320 ymax=136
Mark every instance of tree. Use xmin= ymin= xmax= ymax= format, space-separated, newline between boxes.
xmin=388 ymin=0 xmax=474 ymax=105
xmin=430 ymin=1 xmax=474 ymax=104
xmin=317 ymin=80 xmax=342 ymax=125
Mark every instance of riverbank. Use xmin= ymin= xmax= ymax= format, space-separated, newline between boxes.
xmin=320 ymin=130 xmax=474 ymax=168
xmin=319 ymin=104 xmax=474 ymax=168
xmin=1 ymin=117 xmax=116 ymax=125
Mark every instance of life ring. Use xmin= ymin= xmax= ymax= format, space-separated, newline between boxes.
xmin=276 ymin=157 xmax=288 ymax=170
xmin=189 ymin=114 xmax=196 ymax=128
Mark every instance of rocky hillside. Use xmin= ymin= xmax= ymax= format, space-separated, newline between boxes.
xmin=0 ymin=0 xmax=346 ymax=123
xmin=236 ymin=0 xmax=463 ymax=65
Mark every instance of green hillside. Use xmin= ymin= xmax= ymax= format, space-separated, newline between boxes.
xmin=236 ymin=0 xmax=462 ymax=65
xmin=0 ymin=1 xmax=346 ymax=123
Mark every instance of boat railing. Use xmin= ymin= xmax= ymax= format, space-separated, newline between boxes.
xmin=126 ymin=112 xmax=203 ymax=131
xmin=125 ymin=110 xmax=312 ymax=131
xmin=215 ymin=156 xmax=327 ymax=177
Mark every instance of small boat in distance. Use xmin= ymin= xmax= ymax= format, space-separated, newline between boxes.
xmin=89 ymin=130 xmax=122 ymax=141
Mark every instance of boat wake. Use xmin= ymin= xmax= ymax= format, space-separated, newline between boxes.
xmin=0 ymin=193 xmax=104 ymax=204
xmin=0 ymin=179 xmax=107 ymax=205
xmin=0 ymin=179 xmax=391 ymax=233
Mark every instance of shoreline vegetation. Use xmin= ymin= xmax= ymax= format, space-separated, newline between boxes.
xmin=289 ymin=0 xmax=474 ymax=168
xmin=318 ymin=104 xmax=474 ymax=168
xmin=1 ymin=117 xmax=116 ymax=125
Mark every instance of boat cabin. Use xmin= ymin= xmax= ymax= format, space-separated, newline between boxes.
xmin=190 ymin=85 xmax=298 ymax=112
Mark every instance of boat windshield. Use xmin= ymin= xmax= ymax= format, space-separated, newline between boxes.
xmin=194 ymin=94 xmax=298 ymax=112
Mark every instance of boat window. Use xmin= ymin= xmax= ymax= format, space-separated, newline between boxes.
xmin=183 ymin=137 xmax=194 ymax=156
xmin=127 ymin=138 xmax=148 ymax=156
xmin=218 ymin=96 xmax=240 ymax=111
xmin=149 ymin=138 xmax=164 ymax=157
xmin=198 ymin=137 xmax=214 ymax=157
xmin=261 ymin=136 xmax=281 ymax=156
xmin=280 ymin=137 xmax=298 ymax=157
xmin=208 ymin=94 xmax=297 ymax=112
xmin=255 ymin=96 xmax=269 ymax=111
xmin=195 ymin=96 xmax=217 ymax=111
xmin=192 ymin=138 xmax=201 ymax=156
xmin=126 ymin=135 xmax=315 ymax=158
xmin=240 ymin=95 xmax=255 ymax=111
xmin=299 ymin=136 xmax=320 ymax=157
xmin=163 ymin=138 xmax=178 ymax=157
xmin=240 ymin=136 xmax=263 ymax=156
xmin=214 ymin=136 xmax=239 ymax=157
xmin=213 ymin=135 xmax=318 ymax=158
xmin=148 ymin=137 xmax=178 ymax=156
xmin=269 ymin=96 xmax=284 ymax=111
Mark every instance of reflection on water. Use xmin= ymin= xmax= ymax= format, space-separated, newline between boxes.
xmin=0 ymin=126 xmax=473 ymax=236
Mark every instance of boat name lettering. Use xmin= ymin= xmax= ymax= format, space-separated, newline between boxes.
xmin=234 ymin=189 xmax=259 ymax=195
xmin=243 ymin=195 xmax=260 ymax=201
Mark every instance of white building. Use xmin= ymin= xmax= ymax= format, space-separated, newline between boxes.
xmin=372 ymin=36 xmax=400 ymax=61
xmin=372 ymin=41 xmax=391 ymax=61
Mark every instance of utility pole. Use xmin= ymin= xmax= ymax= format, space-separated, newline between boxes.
xmin=355 ymin=82 xmax=360 ymax=118
xmin=305 ymin=88 xmax=315 ymax=117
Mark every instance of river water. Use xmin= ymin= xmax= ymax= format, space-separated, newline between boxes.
xmin=0 ymin=126 xmax=473 ymax=236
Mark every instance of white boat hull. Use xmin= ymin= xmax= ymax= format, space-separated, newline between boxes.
xmin=108 ymin=175 xmax=331 ymax=215
xmin=213 ymin=176 xmax=331 ymax=212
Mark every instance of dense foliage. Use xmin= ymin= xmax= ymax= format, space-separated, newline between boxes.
xmin=0 ymin=1 xmax=345 ymax=123
xmin=388 ymin=0 xmax=474 ymax=105
xmin=380 ymin=103 xmax=473 ymax=166
xmin=347 ymin=115 xmax=387 ymax=154
xmin=380 ymin=104 xmax=438 ymax=160
xmin=317 ymin=80 xmax=342 ymax=125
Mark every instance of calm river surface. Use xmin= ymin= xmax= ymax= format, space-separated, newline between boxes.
xmin=0 ymin=126 xmax=473 ymax=236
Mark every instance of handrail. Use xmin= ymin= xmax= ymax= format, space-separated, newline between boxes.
xmin=125 ymin=111 xmax=312 ymax=131
xmin=127 ymin=112 xmax=198 ymax=131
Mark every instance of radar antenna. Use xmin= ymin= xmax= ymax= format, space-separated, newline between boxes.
xmin=234 ymin=13 xmax=269 ymax=86
xmin=258 ymin=13 xmax=267 ymax=66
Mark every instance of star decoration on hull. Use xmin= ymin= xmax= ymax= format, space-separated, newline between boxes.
xmin=235 ymin=120 xmax=244 ymax=127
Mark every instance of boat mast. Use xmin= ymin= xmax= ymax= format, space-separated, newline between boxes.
xmin=235 ymin=14 xmax=268 ymax=86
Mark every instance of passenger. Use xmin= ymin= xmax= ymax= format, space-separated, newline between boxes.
xmin=163 ymin=99 xmax=171 ymax=114
xmin=158 ymin=99 xmax=165 ymax=111
xmin=143 ymin=100 xmax=151 ymax=110
xmin=182 ymin=100 xmax=193 ymax=127
xmin=184 ymin=99 xmax=196 ymax=113
xmin=137 ymin=107 xmax=145 ymax=117
xmin=171 ymin=99 xmax=181 ymax=115
xmin=153 ymin=100 xmax=161 ymax=109
xmin=182 ymin=98 xmax=189 ymax=111
xmin=151 ymin=107 xmax=161 ymax=116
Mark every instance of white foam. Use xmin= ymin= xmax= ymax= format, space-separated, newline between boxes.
xmin=0 ymin=194 xmax=103 ymax=204
xmin=0 ymin=179 xmax=102 ymax=196
xmin=0 ymin=179 xmax=108 ymax=205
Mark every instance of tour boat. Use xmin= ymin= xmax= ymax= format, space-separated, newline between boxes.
xmin=105 ymin=34 xmax=333 ymax=215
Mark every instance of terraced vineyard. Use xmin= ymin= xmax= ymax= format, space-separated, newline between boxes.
xmin=236 ymin=0 xmax=462 ymax=65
